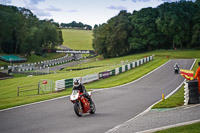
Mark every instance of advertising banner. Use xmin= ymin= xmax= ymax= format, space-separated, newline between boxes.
xmin=99 ymin=71 xmax=111 ymax=79
xmin=81 ymin=74 xmax=99 ymax=83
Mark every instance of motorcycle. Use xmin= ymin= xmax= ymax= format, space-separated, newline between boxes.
xmin=174 ymin=66 xmax=179 ymax=74
xmin=70 ymin=90 xmax=96 ymax=117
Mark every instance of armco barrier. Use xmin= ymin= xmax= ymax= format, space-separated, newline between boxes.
xmin=80 ymin=73 xmax=99 ymax=84
xmin=65 ymin=79 xmax=73 ymax=88
xmin=111 ymin=69 xmax=115 ymax=76
xmin=99 ymin=71 xmax=111 ymax=79
xmin=55 ymin=79 xmax=65 ymax=91
xmin=119 ymin=67 xmax=122 ymax=73
xmin=115 ymin=68 xmax=119 ymax=75
xmin=55 ymin=55 xmax=154 ymax=91
xmin=122 ymin=65 xmax=125 ymax=72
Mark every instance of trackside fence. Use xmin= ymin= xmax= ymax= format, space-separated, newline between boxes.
xmin=17 ymin=84 xmax=39 ymax=96
xmin=55 ymin=55 xmax=154 ymax=91
xmin=17 ymin=79 xmax=54 ymax=96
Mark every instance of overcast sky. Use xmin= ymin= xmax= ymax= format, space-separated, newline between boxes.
xmin=0 ymin=0 xmax=195 ymax=27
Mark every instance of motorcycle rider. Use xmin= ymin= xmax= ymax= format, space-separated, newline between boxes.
xmin=73 ymin=78 xmax=93 ymax=107
xmin=194 ymin=62 xmax=200 ymax=93
xmin=174 ymin=63 xmax=179 ymax=74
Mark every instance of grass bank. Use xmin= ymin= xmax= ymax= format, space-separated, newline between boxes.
xmin=155 ymin=122 xmax=200 ymax=133
xmin=62 ymin=29 xmax=93 ymax=50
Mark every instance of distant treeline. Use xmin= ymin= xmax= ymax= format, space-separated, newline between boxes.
xmin=0 ymin=5 xmax=63 ymax=57
xmin=60 ymin=21 xmax=92 ymax=30
xmin=93 ymin=0 xmax=200 ymax=58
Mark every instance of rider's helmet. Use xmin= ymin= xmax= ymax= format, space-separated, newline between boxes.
xmin=73 ymin=78 xmax=81 ymax=87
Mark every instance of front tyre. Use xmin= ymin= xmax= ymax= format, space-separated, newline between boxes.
xmin=89 ymin=101 xmax=96 ymax=114
xmin=74 ymin=103 xmax=83 ymax=117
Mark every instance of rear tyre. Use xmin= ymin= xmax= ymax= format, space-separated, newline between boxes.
xmin=89 ymin=101 xmax=96 ymax=114
xmin=74 ymin=103 xmax=83 ymax=117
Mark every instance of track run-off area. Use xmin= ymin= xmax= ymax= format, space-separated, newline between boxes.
xmin=0 ymin=59 xmax=195 ymax=133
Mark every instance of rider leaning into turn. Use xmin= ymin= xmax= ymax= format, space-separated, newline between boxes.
xmin=73 ymin=78 xmax=92 ymax=106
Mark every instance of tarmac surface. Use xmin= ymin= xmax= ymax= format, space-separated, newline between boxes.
xmin=0 ymin=59 xmax=196 ymax=133
xmin=107 ymin=104 xmax=200 ymax=133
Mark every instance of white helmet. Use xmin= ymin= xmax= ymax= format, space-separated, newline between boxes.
xmin=73 ymin=78 xmax=81 ymax=87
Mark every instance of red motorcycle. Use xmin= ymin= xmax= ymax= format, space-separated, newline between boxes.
xmin=70 ymin=90 xmax=96 ymax=117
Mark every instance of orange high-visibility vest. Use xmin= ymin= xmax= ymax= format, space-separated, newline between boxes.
xmin=194 ymin=66 xmax=200 ymax=93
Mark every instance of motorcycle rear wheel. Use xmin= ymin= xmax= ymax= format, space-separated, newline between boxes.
xmin=74 ymin=103 xmax=83 ymax=117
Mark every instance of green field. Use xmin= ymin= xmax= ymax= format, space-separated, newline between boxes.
xmin=62 ymin=29 xmax=93 ymax=50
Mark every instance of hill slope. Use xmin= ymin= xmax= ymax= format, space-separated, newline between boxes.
xmin=62 ymin=29 xmax=93 ymax=50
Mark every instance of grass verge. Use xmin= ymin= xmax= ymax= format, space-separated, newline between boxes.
xmin=152 ymin=85 xmax=184 ymax=109
xmin=155 ymin=122 xmax=200 ymax=133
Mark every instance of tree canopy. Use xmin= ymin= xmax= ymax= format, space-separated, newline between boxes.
xmin=0 ymin=5 xmax=63 ymax=57
xmin=60 ymin=21 xmax=92 ymax=30
xmin=93 ymin=1 xmax=200 ymax=58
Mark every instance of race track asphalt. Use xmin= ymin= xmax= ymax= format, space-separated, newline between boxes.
xmin=0 ymin=59 xmax=195 ymax=133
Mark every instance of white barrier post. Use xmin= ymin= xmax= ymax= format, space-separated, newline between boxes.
xmin=184 ymin=82 xmax=189 ymax=105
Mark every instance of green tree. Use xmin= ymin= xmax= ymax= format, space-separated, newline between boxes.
xmin=92 ymin=24 xmax=108 ymax=57
xmin=191 ymin=1 xmax=200 ymax=48
xmin=93 ymin=11 xmax=132 ymax=58
xmin=156 ymin=2 xmax=194 ymax=49
xmin=105 ymin=10 xmax=132 ymax=57
xmin=0 ymin=5 xmax=63 ymax=56
xmin=129 ymin=7 xmax=166 ymax=51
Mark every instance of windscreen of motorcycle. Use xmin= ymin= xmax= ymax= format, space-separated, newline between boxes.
xmin=70 ymin=90 xmax=79 ymax=101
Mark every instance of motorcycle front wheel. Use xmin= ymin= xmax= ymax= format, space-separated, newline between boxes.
xmin=74 ymin=103 xmax=83 ymax=117
xmin=89 ymin=101 xmax=96 ymax=114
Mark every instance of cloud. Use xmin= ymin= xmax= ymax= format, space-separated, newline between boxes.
xmin=46 ymin=5 xmax=62 ymax=11
xmin=67 ymin=10 xmax=79 ymax=13
xmin=158 ymin=0 xmax=178 ymax=2
xmin=29 ymin=0 xmax=45 ymax=5
xmin=25 ymin=3 xmax=51 ymax=17
xmin=34 ymin=10 xmax=51 ymax=17
xmin=131 ymin=0 xmax=150 ymax=2
xmin=0 ymin=0 xmax=12 ymax=4
xmin=131 ymin=0 xmax=187 ymax=2
xmin=107 ymin=5 xmax=127 ymax=10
